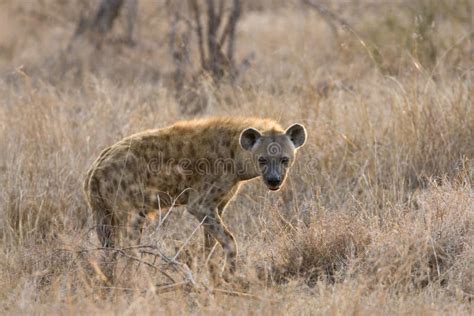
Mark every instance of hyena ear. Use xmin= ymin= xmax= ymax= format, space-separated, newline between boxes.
xmin=240 ymin=128 xmax=262 ymax=151
xmin=285 ymin=123 xmax=307 ymax=148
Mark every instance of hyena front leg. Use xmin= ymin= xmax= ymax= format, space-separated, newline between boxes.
xmin=203 ymin=195 xmax=236 ymax=273
xmin=188 ymin=204 xmax=237 ymax=281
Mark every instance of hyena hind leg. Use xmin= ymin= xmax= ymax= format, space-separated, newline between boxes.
xmin=129 ymin=211 xmax=147 ymax=244
xmin=96 ymin=211 xmax=117 ymax=248
xmin=94 ymin=211 xmax=120 ymax=284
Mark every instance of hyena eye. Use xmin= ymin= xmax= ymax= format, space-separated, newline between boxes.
xmin=258 ymin=157 xmax=268 ymax=165
xmin=281 ymin=157 xmax=289 ymax=165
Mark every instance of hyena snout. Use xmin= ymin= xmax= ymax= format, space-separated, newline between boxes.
xmin=263 ymin=167 xmax=284 ymax=190
xmin=265 ymin=175 xmax=282 ymax=190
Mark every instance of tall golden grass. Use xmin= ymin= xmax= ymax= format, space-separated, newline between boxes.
xmin=0 ymin=0 xmax=472 ymax=314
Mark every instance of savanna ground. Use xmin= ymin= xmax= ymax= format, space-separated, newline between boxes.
xmin=0 ymin=0 xmax=473 ymax=314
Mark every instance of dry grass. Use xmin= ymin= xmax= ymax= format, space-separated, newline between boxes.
xmin=0 ymin=0 xmax=473 ymax=314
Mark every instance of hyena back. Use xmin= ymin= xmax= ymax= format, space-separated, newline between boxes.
xmin=83 ymin=117 xmax=306 ymax=281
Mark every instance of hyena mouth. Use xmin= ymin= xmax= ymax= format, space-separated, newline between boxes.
xmin=266 ymin=183 xmax=281 ymax=191
xmin=265 ymin=178 xmax=282 ymax=191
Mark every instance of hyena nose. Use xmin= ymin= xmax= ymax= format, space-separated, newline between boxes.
xmin=267 ymin=177 xmax=281 ymax=187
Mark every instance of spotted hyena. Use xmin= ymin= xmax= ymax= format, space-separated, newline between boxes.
xmin=84 ymin=117 xmax=306 ymax=281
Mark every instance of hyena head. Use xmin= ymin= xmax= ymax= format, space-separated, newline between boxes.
xmin=240 ymin=123 xmax=306 ymax=191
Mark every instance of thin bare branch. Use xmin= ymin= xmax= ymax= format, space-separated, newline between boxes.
xmin=302 ymin=0 xmax=380 ymax=70
xmin=155 ymin=281 xmax=191 ymax=294
xmin=95 ymin=0 xmax=125 ymax=34
xmin=168 ymin=3 xmax=192 ymax=95
xmin=124 ymin=0 xmax=138 ymax=45
xmin=173 ymin=215 xmax=208 ymax=261
xmin=225 ymin=0 xmax=241 ymax=68
xmin=206 ymin=0 xmax=220 ymax=76
xmin=301 ymin=0 xmax=350 ymax=31
xmin=215 ymin=0 xmax=225 ymax=31
xmin=212 ymin=288 xmax=270 ymax=301
xmin=218 ymin=0 xmax=241 ymax=61
xmin=189 ymin=0 xmax=206 ymax=69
